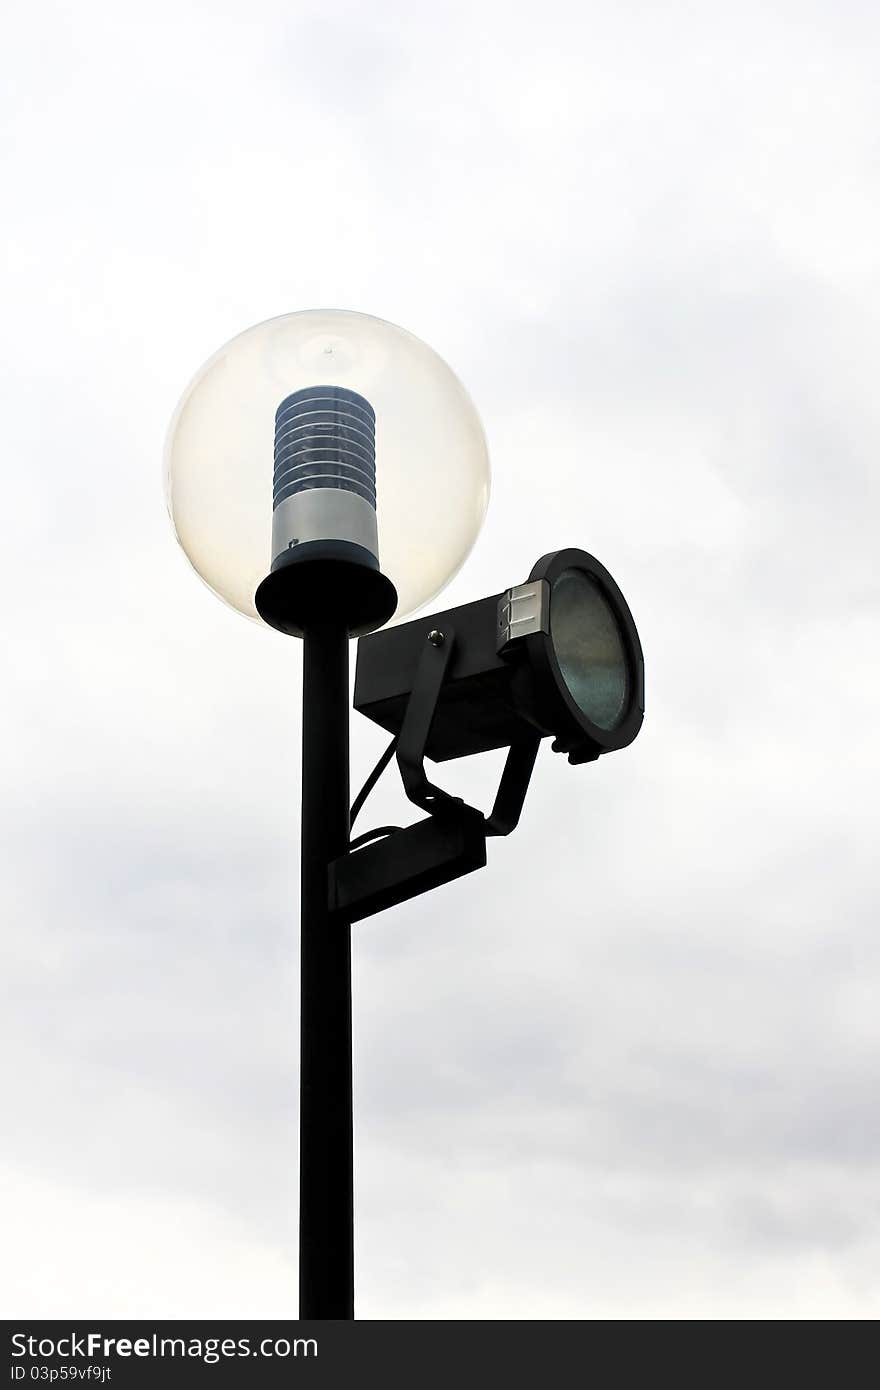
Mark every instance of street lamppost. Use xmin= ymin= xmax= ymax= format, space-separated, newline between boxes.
xmin=165 ymin=309 xmax=644 ymax=1320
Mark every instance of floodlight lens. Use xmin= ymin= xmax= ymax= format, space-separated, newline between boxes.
xmin=549 ymin=569 xmax=629 ymax=730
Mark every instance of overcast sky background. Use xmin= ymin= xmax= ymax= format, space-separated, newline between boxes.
xmin=2 ymin=0 xmax=879 ymax=1320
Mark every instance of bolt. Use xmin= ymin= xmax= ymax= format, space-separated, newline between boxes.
xmin=427 ymin=629 xmax=444 ymax=646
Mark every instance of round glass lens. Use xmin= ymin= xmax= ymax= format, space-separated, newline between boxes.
xmin=549 ymin=569 xmax=629 ymax=730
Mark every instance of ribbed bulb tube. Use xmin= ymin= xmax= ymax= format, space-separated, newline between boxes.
xmin=270 ymin=385 xmax=380 ymax=572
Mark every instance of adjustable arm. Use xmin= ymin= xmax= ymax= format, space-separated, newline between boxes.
xmin=328 ymin=625 xmax=541 ymax=923
xmin=396 ymin=626 xmax=540 ymax=833
xmin=395 ymin=627 xmax=463 ymax=816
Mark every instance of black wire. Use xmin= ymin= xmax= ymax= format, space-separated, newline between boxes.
xmin=349 ymin=825 xmax=402 ymax=851
xmin=350 ymin=735 xmax=398 ymax=830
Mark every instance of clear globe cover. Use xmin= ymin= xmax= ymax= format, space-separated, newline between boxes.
xmin=164 ymin=310 xmax=491 ymax=626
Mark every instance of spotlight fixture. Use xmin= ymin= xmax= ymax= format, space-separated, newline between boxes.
xmin=354 ymin=546 xmax=644 ymax=767
xmin=329 ymin=547 xmax=643 ymax=925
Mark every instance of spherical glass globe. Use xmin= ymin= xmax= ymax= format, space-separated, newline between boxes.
xmin=164 ymin=310 xmax=490 ymax=628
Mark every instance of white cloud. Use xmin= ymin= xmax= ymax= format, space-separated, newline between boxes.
xmin=1 ymin=0 xmax=879 ymax=1320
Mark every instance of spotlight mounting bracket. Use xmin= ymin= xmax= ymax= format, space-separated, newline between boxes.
xmin=394 ymin=623 xmax=541 ymax=837
xmin=329 ymin=624 xmax=541 ymax=923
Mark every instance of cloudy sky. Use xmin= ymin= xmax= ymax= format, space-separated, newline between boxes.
xmin=2 ymin=0 xmax=879 ymax=1320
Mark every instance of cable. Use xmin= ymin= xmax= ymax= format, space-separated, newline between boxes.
xmin=349 ymin=825 xmax=402 ymax=851
xmin=350 ymin=735 xmax=397 ymax=830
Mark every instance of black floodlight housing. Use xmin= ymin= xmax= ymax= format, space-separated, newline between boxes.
xmin=354 ymin=547 xmax=644 ymax=769
xmin=330 ymin=548 xmax=643 ymax=925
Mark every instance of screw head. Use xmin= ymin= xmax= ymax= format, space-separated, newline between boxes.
xmin=427 ymin=629 xmax=444 ymax=646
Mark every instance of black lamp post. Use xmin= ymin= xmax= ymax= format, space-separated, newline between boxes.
xmin=254 ymin=384 xmax=396 ymax=1318
xmin=166 ymin=311 xmax=644 ymax=1321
